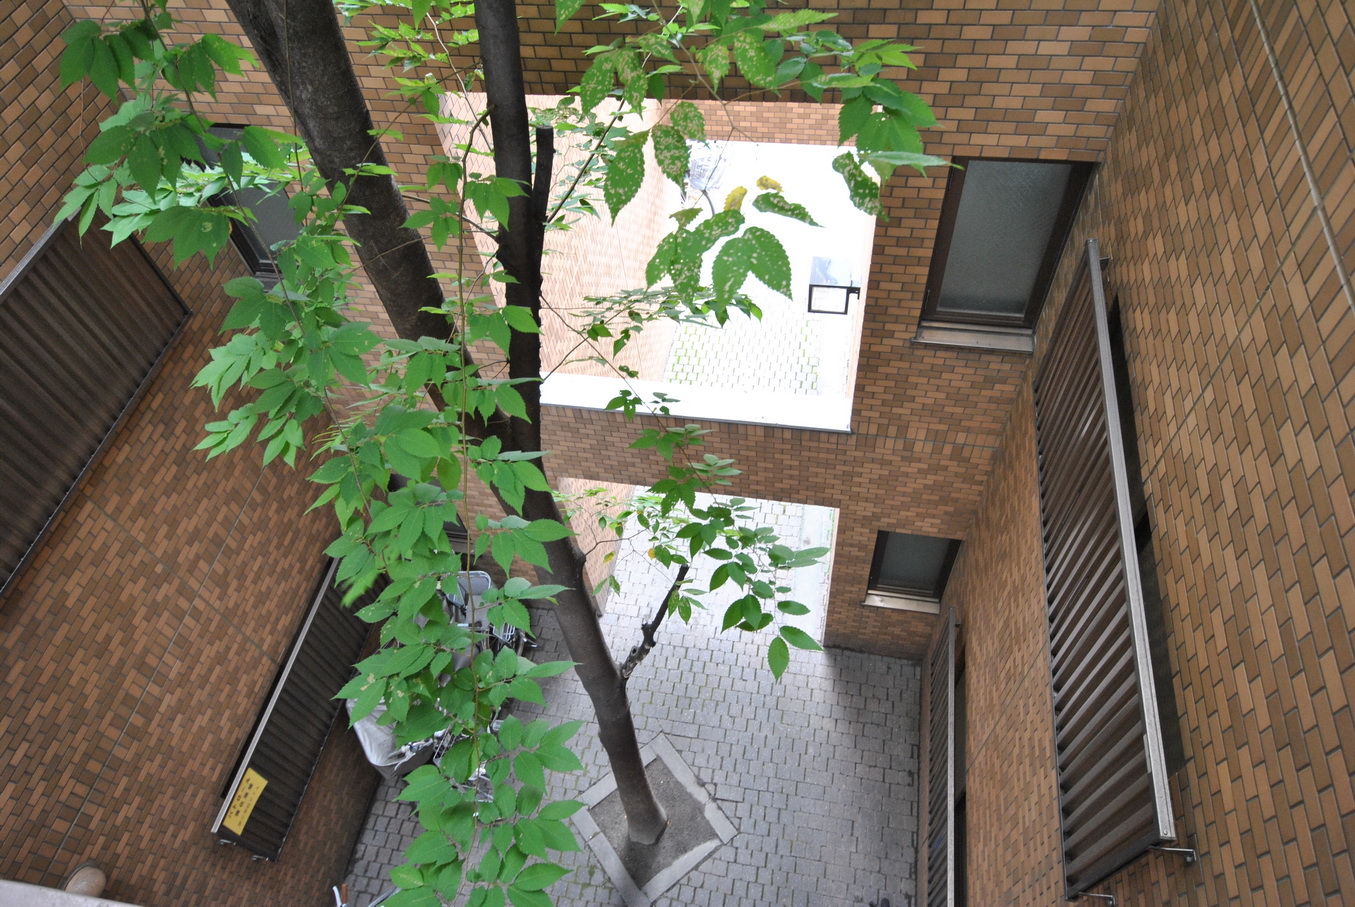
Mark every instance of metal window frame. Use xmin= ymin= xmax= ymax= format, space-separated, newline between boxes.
xmin=807 ymin=282 xmax=859 ymax=315
xmin=202 ymin=124 xmax=292 ymax=281
xmin=211 ymin=558 xmax=377 ymax=860
xmin=921 ymin=157 xmax=1094 ymax=331
xmin=867 ymin=531 xmax=961 ymax=600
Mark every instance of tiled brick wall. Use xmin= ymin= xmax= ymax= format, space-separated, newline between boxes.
xmin=39 ymin=0 xmax=1164 ymax=660
xmin=936 ymin=0 xmax=1355 ymax=901
xmin=0 ymin=0 xmax=377 ymax=900
xmin=539 ymin=6 xmax=1161 ymax=658
xmin=14 ymin=0 xmax=1351 ymax=901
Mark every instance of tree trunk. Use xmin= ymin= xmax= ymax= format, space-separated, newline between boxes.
xmin=474 ymin=0 xmax=667 ymax=845
xmin=227 ymin=0 xmax=667 ymax=845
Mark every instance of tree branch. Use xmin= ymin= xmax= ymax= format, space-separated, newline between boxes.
xmin=620 ymin=563 xmax=690 ymax=683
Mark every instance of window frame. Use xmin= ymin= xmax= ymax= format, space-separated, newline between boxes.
xmin=201 ymin=124 xmax=297 ymax=282
xmin=867 ymin=530 xmax=961 ymax=604
xmin=920 ymin=156 xmax=1094 ymax=338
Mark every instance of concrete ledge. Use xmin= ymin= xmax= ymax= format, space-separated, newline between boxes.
xmin=542 ymin=373 xmax=852 ymax=433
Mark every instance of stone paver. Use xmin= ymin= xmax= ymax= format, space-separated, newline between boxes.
xmin=343 ymin=497 xmax=921 ymax=906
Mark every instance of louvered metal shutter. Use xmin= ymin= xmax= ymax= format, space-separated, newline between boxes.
xmin=920 ymin=607 xmax=958 ymax=907
xmin=212 ymin=559 xmax=378 ymax=859
xmin=0 ymin=220 xmax=188 ymax=596
xmin=1033 ymin=239 xmax=1173 ymax=896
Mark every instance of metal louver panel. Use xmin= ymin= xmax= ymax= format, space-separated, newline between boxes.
xmin=0 ymin=220 xmax=189 ymax=597
xmin=212 ymin=559 xmax=378 ymax=860
xmin=1033 ymin=239 xmax=1173 ymax=897
xmin=920 ymin=607 xmax=957 ymax=907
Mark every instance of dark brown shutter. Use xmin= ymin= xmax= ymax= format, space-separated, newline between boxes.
xmin=211 ymin=559 xmax=378 ymax=860
xmin=1033 ymin=239 xmax=1173 ymax=896
xmin=0 ymin=221 xmax=189 ymax=597
xmin=920 ymin=607 xmax=958 ymax=907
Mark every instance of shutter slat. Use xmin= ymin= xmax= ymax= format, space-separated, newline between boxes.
xmin=1033 ymin=239 xmax=1174 ymax=897
xmin=211 ymin=560 xmax=381 ymax=860
xmin=0 ymin=220 xmax=188 ymax=595
xmin=919 ymin=608 xmax=957 ymax=907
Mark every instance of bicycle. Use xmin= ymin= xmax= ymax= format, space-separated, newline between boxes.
xmin=332 ymin=883 xmax=398 ymax=907
xmin=347 ymin=570 xmax=533 ymax=781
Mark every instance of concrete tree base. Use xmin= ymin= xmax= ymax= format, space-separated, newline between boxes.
xmin=574 ymin=735 xmax=737 ymax=907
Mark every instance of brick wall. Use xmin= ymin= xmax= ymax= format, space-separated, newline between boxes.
xmin=937 ymin=0 xmax=1355 ymax=901
xmin=0 ymin=0 xmax=377 ymax=900
xmin=36 ymin=0 xmax=1164 ymax=661
xmin=13 ymin=0 xmax=1352 ymax=901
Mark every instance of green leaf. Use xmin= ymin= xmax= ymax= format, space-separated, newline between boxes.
xmin=731 ymin=32 xmax=775 ymax=88
xmin=88 ymin=37 xmax=119 ymax=98
xmin=515 ymin=751 xmax=545 ymax=789
xmin=838 ymin=95 xmax=872 ymax=145
xmin=832 ymin=152 xmax=883 ymax=217
xmin=668 ymin=100 xmax=705 ymax=140
xmin=390 ymin=862 xmax=424 ymax=889
xmin=556 ymin=0 xmax=586 ymax=29
xmin=578 ymin=56 xmax=614 ymax=113
xmin=144 ymin=206 xmax=231 ymax=265
xmin=503 ymin=304 xmax=540 ymax=333
xmin=385 ymin=888 xmax=442 ymax=907
xmin=507 ymin=887 xmax=554 ymax=907
xmin=222 ymin=288 xmax=266 ymax=331
xmin=646 ymin=232 xmax=678 ymax=287
xmin=241 ymin=125 xmax=289 ymax=169
xmin=650 ymin=124 xmax=689 ymax=187
xmin=740 ymin=226 xmax=792 ymax=297
xmin=711 ymin=235 xmax=752 ymax=302
xmin=697 ymin=42 xmax=730 ymax=90
xmin=535 ymin=744 xmax=583 ymax=773
xmin=767 ymin=635 xmax=789 ymax=679
xmin=538 ymin=799 xmax=584 ymax=821
xmin=779 ymin=624 xmax=822 ymax=651
xmin=512 ymin=863 xmax=569 ymax=892
xmin=85 ymin=125 xmax=133 ymax=165
xmin=603 ymin=138 xmax=645 ymax=221
xmin=751 ymin=192 xmax=820 ymax=226
xmin=201 ymin=33 xmax=249 ymax=75
xmin=524 ymin=519 xmax=573 ymax=542
xmin=59 ymin=21 xmax=100 ymax=88
xmin=763 ymin=8 xmax=835 ymax=31
xmin=127 ymin=134 xmax=162 ymax=192
xmin=776 ymin=600 xmax=811 ymax=616
xmin=862 ymin=150 xmax=951 ymax=174
xmin=893 ymin=90 xmax=937 ymax=128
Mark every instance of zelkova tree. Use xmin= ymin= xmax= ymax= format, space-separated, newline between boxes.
xmin=59 ymin=0 xmax=941 ymax=901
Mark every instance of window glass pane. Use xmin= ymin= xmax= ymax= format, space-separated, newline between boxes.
xmin=935 ymin=160 xmax=1073 ymax=320
xmin=203 ymin=126 xmax=298 ymax=276
xmin=872 ymin=531 xmax=957 ymax=597
xmin=231 ymin=184 xmax=295 ymax=268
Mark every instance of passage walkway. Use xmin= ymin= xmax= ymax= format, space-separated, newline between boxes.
xmin=343 ymin=499 xmax=921 ymax=906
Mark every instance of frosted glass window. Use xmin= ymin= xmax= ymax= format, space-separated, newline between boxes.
xmin=924 ymin=158 xmax=1091 ymax=329
xmin=869 ymin=531 xmax=960 ymax=599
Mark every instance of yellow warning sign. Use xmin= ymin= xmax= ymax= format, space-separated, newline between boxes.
xmin=223 ymin=767 xmax=268 ymax=835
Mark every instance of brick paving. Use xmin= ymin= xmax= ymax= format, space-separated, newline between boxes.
xmin=343 ymin=497 xmax=922 ymax=906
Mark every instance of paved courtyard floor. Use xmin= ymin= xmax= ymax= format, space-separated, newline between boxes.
xmin=343 ymin=498 xmax=922 ymax=906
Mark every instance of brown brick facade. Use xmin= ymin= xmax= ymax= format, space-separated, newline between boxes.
xmin=4 ymin=0 xmax=1353 ymax=902
xmin=0 ymin=0 xmax=376 ymax=900
xmin=934 ymin=0 xmax=1355 ymax=901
